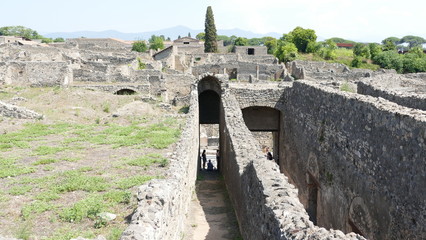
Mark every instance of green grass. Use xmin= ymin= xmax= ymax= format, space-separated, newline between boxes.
xmin=59 ymin=195 xmax=106 ymax=222
xmin=35 ymin=191 xmax=60 ymax=202
xmin=296 ymin=49 xmax=380 ymax=71
xmin=115 ymin=175 xmax=155 ymax=190
xmin=108 ymin=227 xmax=124 ymax=240
xmin=33 ymin=158 xmax=58 ymax=165
xmin=53 ymin=170 xmax=109 ymax=193
xmin=0 ymin=157 xmax=36 ymax=178
xmin=21 ymin=200 xmax=55 ymax=220
xmin=103 ymin=190 xmax=131 ymax=204
xmin=126 ymin=153 xmax=169 ymax=167
xmin=340 ymin=82 xmax=355 ymax=92
xmin=33 ymin=146 xmax=66 ymax=156
xmin=9 ymin=185 xmax=33 ymax=196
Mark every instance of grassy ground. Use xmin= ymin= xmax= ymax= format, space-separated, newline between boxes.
xmin=296 ymin=48 xmax=380 ymax=71
xmin=0 ymin=86 xmax=185 ymax=240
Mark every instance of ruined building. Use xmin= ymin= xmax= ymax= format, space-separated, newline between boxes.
xmin=0 ymin=38 xmax=425 ymax=240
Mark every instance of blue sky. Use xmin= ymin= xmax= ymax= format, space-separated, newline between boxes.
xmin=1 ymin=0 xmax=425 ymax=42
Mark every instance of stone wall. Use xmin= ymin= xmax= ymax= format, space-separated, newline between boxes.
xmin=219 ymin=89 xmax=364 ymax=240
xmin=357 ymin=76 xmax=426 ymax=111
xmin=0 ymin=61 xmax=72 ymax=86
xmin=0 ymin=101 xmax=43 ymax=119
xmin=234 ymin=46 xmax=268 ymax=56
xmin=280 ymin=80 xmax=426 ymax=239
xmin=120 ymin=86 xmax=199 ymax=240
xmin=192 ymin=62 xmax=284 ymax=81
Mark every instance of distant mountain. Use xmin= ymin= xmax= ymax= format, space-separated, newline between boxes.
xmin=44 ymin=25 xmax=282 ymax=40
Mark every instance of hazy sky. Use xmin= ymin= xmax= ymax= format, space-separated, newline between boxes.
xmin=1 ymin=0 xmax=425 ymax=42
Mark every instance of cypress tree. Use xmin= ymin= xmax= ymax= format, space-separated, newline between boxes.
xmin=204 ymin=6 xmax=218 ymax=53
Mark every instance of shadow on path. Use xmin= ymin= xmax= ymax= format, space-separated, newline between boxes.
xmin=184 ymin=170 xmax=241 ymax=240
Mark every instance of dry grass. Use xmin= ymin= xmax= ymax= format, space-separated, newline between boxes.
xmin=0 ymin=86 xmax=186 ymax=240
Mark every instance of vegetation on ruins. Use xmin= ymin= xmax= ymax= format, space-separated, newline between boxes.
xmin=131 ymin=40 xmax=148 ymax=52
xmin=0 ymin=87 xmax=184 ymax=239
xmin=234 ymin=37 xmax=248 ymax=46
xmin=204 ymin=6 xmax=218 ymax=53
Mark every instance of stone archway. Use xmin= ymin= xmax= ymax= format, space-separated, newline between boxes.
xmin=114 ymin=88 xmax=137 ymax=95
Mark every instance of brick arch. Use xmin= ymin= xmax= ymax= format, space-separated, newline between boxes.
xmin=114 ymin=88 xmax=138 ymax=95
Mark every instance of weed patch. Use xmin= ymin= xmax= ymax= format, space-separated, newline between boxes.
xmin=126 ymin=153 xmax=169 ymax=167
xmin=115 ymin=176 xmax=155 ymax=190
xmin=53 ymin=170 xmax=109 ymax=193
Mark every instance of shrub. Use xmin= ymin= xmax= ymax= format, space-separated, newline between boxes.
xmin=131 ymin=41 xmax=147 ymax=52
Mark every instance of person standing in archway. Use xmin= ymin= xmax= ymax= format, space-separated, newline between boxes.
xmin=201 ymin=150 xmax=207 ymax=170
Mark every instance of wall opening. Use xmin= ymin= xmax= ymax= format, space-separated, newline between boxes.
xmin=247 ymin=48 xmax=255 ymax=55
xmin=114 ymin=89 xmax=137 ymax=95
xmin=306 ymin=172 xmax=319 ymax=225
xmin=198 ymin=75 xmax=222 ymax=172
xmin=242 ymin=106 xmax=281 ymax=163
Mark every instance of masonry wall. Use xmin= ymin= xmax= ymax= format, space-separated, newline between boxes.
xmin=120 ymin=87 xmax=199 ymax=240
xmin=280 ymin=81 xmax=426 ymax=239
xmin=0 ymin=62 xmax=72 ymax=86
xmin=219 ymin=89 xmax=364 ymax=240
xmin=357 ymin=81 xmax=426 ymax=111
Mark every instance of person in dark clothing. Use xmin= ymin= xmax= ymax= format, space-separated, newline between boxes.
xmin=207 ymin=160 xmax=214 ymax=171
xmin=201 ymin=149 xmax=207 ymax=170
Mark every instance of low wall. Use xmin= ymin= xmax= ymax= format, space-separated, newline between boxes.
xmin=358 ymin=81 xmax=426 ymax=111
xmin=0 ymin=101 xmax=43 ymax=119
xmin=220 ymin=89 xmax=363 ymax=240
xmin=280 ymin=81 xmax=426 ymax=239
xmin=120 ymin=86 xmax=199 ymax=240
xmin=0 ymin=61 xmax=72 ymax=86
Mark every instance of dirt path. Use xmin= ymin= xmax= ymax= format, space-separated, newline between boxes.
xmin=184 ymin=170 xmax=241 ymax=240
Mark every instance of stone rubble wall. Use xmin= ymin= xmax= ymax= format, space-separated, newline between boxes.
xmin=0 ymin=101 xmax=43 ymax=119
xmin=0 ymin=44 xmax=65 ymax=62
xmin=120 ymin=86 xmax=199 ymax=240
xmin=192 ymin=62 xmax=284 ymax=81
xmin=357 ymin=75 xmax=426 ymax=111
xmin=0 ymin=61 xmax=73 ymax=86
xmin=286 ymin=60 xmax=385 ymax=82
xmin=280 ymin=80 xmax=426 ymax=239
xmin=220 ymin=89 xmax=364 ymax=240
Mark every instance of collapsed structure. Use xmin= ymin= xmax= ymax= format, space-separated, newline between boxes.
xmin=0 ymin=38 xmax=425 ymax=240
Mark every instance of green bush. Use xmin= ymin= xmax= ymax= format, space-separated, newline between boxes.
xmin=131 ymin=41 xmax=148 ymax=52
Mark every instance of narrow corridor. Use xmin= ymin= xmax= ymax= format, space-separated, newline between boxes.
xmin=184 ymin=170 xmax=241 ymax=240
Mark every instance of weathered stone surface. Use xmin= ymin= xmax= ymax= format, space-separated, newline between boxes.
xmin=0 ymin=100 xmax=43 ymax=119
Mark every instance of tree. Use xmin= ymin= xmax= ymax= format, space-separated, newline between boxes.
xmin=373 ymin=51 xmax=404 ymax=73
xmin=148 ymin=35 xmax=164 ymax=50
xmin=188 ymin=32 xmax=191 ymax=38
xmin=275 ymin=42 xmax=298 ymax=63
xmin=327 ymin=37 xmax=356 ymax=44
xmin=196 ymin=33 xmax=205 ymax=41
xmin=353 ymin=43 xmax=371 ymax=59
xmin=204 ymin=6 xmax=218 ymax=53
xmin=132 ymin=40 xmax=148 ymax=52
xmin=53 ymin=37 xmax=65 ymax=43
xmin=382 ymin=40 xmax=397 ymax=51
xmin=234 ymin=37 xmax=248 ymax=46
xmin=286 ymin=26 xmax=317 ymax=53
xmin=368 ymin=43 xmax=382 ymax=59
xmin=400 ymin=35 xmax=426 ymax=49
xmin=381 ymin=37 xmax=400 ymax=45
xmin=0 ymin=26 xmax=42 ymax=39
xmin=264 ymin=37 xmax=277 ymax=54
xmin=317 ymin=39 xmax=337 ymax=60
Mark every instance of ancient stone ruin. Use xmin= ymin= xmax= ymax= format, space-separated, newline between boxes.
xmin=0 ymin=38 xmax=425 ymax=240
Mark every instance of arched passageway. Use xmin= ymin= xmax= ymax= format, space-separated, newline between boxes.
xmin=114 ymin=88 xmax=137 ymax=95
xmin=184 ymin=75 xmax=241 ymax=239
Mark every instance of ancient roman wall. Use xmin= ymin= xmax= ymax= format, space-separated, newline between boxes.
xmin=357 ymin=81 xmax=426 ymax=111
xmin=192 ymin=62 xmax=284 ymax=81
xmin=219 ymin=89 xmax=364 ymax=240
xmin=279 ymin=80 xmax=426 ymax=239
xmin=0 ymin=45 xmax=65 ymax=62
xmin=0 ymin=101 xmax=43 ymax=119
xmin=120 ymin=86 xmax=199 ymax=240
xmin=0 ymin=62 xmax=72 ymax=86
